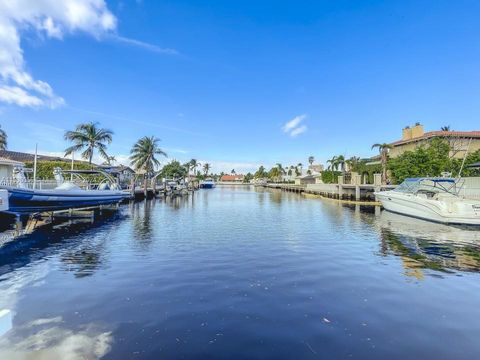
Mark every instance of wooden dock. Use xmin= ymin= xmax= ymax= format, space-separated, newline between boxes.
xmin=257 ymin=183 xmax=396 ymax=202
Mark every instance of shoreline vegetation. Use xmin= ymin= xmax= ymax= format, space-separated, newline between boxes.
xmin=1 ymin=122 xmax=479 ymax=185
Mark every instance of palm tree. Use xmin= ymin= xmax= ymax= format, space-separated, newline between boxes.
xmin=103 ymin=155 xmax=116 ymax=166
xmin=336 ymin=155 xmax=346 ymax=174
xmin=296 ymin=163 xmax=303 ymax=176
xmin=64 ymin=122 xmax=113 ymax=165
xmin=203 ymin=163 xmax=211 ymax=176
xmin=255 ymin=166 xmax=266 ymax=179
xmin=327 ymin=156 xmax=338 ymax=171
xmin=130 ymin=136 xmax=167 ymax=195
xmin=346 ymin=156 xmax=361 ymax=172
xmin=308 ymin=156 xmax=314 ymax=165
xmin=0 ymin=125 xmax=7 ymax=150
xmin=231 ymin=169 xmax=236 ymax=174
xmin=441 ymin=125 xmax=451 ymax=131
xmin=371 ymin=143 xmax=393 ymax=184
xmin=275 ymin=163 xmax=285 ymax=182
xmin=269 ymin=166 xmax=282 ymax=182
xmin=189 ymin=159 xmax=199 ymax=176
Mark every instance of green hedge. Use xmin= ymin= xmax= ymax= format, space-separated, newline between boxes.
xmin=321 ymin=171 xmax=341 ymax=184
xmin=24 ymin=161 xmax=94 ymax=180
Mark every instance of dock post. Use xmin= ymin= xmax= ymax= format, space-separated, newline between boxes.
xmin=130 ymin=178 xmax=135 ymax=198
xmin=355 ymin=186 xmax=360 ymax=201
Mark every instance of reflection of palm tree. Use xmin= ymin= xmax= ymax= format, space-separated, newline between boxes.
xmin=64 ymin=122 xmax=113 ymax=164
xmin=371 ymin=143 xmax=392 ymax=184
xmin=132 ymin=200 xmax=154 ymax=250
xmin=0 ymin=125 xmax=7 ymax=150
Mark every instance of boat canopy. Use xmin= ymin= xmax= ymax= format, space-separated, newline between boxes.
xmin=396 ymin=177 xmax=461 ymax=195
xmin=467 ymin=162 xmax=480 ymax=169
xmin=404 ymin=178 xmax=456 ymax=183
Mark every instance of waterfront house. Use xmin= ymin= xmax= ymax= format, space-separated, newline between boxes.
xmin=294 ymin=174 xmax=319 ymax=185
xmin=0 ymin=150 xmax=74 ymax=163
xmin=0 ymin=157 xmax=24 ymax=181
xmin=308 ymin=164 xmax=324 ymax=174
xmin=98 ymin=164 xmax=135 ymax=186
xmin=220 ymin=174 xmax=244 ymax=183
xmin=388 ymin=124 xmax=480 ymax=159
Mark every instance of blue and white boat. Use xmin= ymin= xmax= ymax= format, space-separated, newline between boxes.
xmin=0 ymin=167 xmax=130 ymax=215
xmin=199 ymin=178 xmax=216 ymax=189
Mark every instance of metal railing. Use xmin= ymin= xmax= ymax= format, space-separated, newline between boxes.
xmin=0 ymin=178 xmax=103 ymax=190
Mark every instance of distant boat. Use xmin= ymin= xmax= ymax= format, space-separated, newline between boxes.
xmin=375 ymin=177 xmax=480 ymax=225
xmin=0 ymin=167 xmax=130 ymax=214
xmin=200 ymin=178 xmax=216 ymax=189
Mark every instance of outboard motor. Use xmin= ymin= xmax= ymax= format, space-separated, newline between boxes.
xmin=53 ymin=167 xmax=65 ymax=187
xmin=13 ymin=166 xmax=28 ymax=189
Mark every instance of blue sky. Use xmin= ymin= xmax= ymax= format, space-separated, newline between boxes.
xmin=1 ymin=0 xmax=480 ymax=173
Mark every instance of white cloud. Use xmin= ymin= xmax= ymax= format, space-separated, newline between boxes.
xmin=290 ymin=125 xmax=308 ymax=137
xmin=0 ymin=0 xmax=117 ymax=108
xmin=110 ymin=35 xmax=179 ymax=55
xmin=282 ymin=114 xmax=308 ymax=137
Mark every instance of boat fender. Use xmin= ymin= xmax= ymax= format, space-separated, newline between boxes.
xmin=0 ymin=189 xmax=9 ymax=212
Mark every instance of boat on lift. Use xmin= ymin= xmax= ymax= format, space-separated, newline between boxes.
xmin=199 ymin=178 xmax=216 ymax=189
xmin=374 ymin=177 xmax=480 ymax=225
xmin=0 ymin=167 xmax=130 ymax=214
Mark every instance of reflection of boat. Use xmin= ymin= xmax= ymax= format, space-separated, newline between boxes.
xmin=378 ymin=210 xmax=480 ymax=274
xmin=164 ymin=180 xmax=189 ymax=196
xmin=378 ymin=210 xmax=480 ymax=244
xmin=199 ymin=178 xmax=216 ymax=189
xmin=375 ymin=178 xmax=480 ymax=225
xmin=0 ymin=167 xmax=130 ymax=214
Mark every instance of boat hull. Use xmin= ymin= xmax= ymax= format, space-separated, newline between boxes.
xmin=375 ymin=191 xmax=480 ymax=226
xmin=1 ymin=186 xmax=129 ymax=214
xmin=200 ymin=183 xmax=215 ymax=189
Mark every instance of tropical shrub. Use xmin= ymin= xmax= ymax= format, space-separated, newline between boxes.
xmin=24 ymin=161 xmax=93 ymax=180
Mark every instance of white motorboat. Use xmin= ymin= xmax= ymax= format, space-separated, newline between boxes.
xmin=374 ymin=178 xmax=480 ymax=225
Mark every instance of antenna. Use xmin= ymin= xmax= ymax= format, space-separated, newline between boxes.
xmin=457 ymin=138 xmax=472 ymax=178
xmin=33 ymin=143 xmax=38 ymax=190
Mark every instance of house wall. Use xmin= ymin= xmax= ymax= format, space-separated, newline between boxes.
xmin=0 ymin=165 xmax=13 ymax=180
xmin=390 ymin=137 xmax=480 ymax=159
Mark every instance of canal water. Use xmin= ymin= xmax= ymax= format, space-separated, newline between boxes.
xmin=1 ymin=186 xmax=480 ymax=359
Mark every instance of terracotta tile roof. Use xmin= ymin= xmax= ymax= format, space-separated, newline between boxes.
xmin=390 ymin=131 xmax=480 ymax=146
xmin=220 ymin=175 xmax=244 ymax=181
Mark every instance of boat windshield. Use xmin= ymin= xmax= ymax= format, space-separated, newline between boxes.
xmin=394 ymin=178 xmax=460 ymax=196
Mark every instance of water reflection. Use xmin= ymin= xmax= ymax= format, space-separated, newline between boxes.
xmin=1 ymin=189 xmax=480 ymax=359
xmin=377 ymin=211 xmax=480 ymax=275
xmin=0 ymin=316 xmax=112 ymax=360
xmin=60 ymin=238 xmax=108 ymax=278
xmin=0 ymin=211 xmax=123 ymax=277
xmin=132 ymin=199 xmax=154 ymax=240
